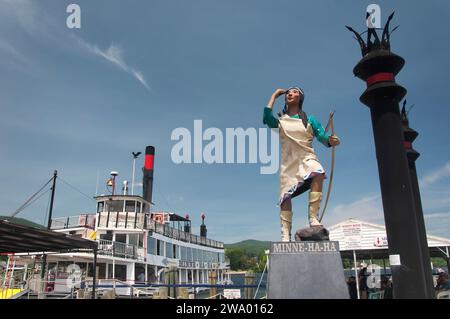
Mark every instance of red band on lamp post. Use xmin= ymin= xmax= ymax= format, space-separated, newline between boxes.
xmin=403 ymin=141 xmax=412 ymax=149
xmin=366 ymin=72 xmax=395 ymax=87
xmin=144 ymin=154 xmax=154 ymax=170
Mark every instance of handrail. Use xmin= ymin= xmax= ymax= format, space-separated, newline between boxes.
xmin=97 ymin=239 xmax=144 ymax=261
xmin=146 ymin=218 xmax=224 ymax=249
xmin=88 ymin=278 xmax=155 ymax=297
xmin=51 ymin=214 xmax=96 ymax=229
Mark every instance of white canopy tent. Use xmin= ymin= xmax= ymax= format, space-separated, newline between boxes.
xmin=328 ymin=218 xmax=450 ymax=298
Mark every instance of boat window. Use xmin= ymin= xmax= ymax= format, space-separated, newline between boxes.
xmin=128 ymin=234 xmax=138 ymax=246
xmin=57 ymin=261 xmax=71 ymax=275
xmin=138 ymin=234 xmax=143 ymax=247
xmin=97 ymin=201 xmax=105 ymax=213
xmin=187 ymin=247 xmax=192 ymax=261
xmin=135 ymin=264 xmax=146 ymax=283
xmin=147 ymin=266 xmax=157 ymax=283
xmin=180 ymin=246 xmax=187 ymax=260
xmin=48 ymin=263 xmax=57 ymax=276
xmin=115 ymin=233 xmax=126 ymax=243
xmin=107 ymin=200 xmax=124 ymax=212
xmin=114 ymin=264 xmax=127 ymax=281
xmin=157 ymin=239 xmax=162 ymax=256
xmin=147 ymin=237 xmax=157 ymax=254
xmin=100 ymin=232 xmax=113 ymax=241
xmin=193 ymin=248 xmax=198 ymax=261
xmin=98 ymin=264 xmax=106 ymax=279
xmin=136 ymin=202 xmax=142 ymax=213
xmin=166 ymin=242 xmax=173 ymax=258
xmin=87 ymin=263 xmax=94 ymax=277
xmin=107 ymin=264 xmax=113 ymax=279
xmin=125 ymin=200 xmax=136 ymax=212
xmin=173 ymin=244 xmax=177 ymax=259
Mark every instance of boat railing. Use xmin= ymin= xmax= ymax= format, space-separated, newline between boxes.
xmin=97 ymin=239 xmax=145 ymax=261
xmin=97 ymin=211 xmax=145 ymax=229
xmin=146 ymin=219 xmax=224 ymax=249
xmin=51 ymin=214 xmax=96 ymax=230
xmin=92 ymin=278 xmax=156 ymax=298
xmin=24 ymin=275 xmax=84 ymax=299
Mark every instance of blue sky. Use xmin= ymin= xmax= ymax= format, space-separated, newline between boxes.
xmin=1 ymin=0 xmax=450 ymax=243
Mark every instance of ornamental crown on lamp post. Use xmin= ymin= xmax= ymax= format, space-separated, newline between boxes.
xmin=346 ymin=12 xmax=399 ymax=57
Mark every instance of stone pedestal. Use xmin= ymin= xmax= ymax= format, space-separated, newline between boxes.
xmin=267 ymin=241 xmax=349 ymax=299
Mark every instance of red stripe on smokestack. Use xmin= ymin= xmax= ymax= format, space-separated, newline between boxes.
xmin=143 ymin=146 xmax=155 ymax=205
xmin=144 ymin=154 xmax=154 ymax=170
xmin=403 ymin=141 xmax=412 ymax=149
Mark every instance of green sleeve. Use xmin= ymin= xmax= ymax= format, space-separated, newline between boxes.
xmin=263 ymin=107 xmax=279 ymax=128
xmin=308 ymin=115 xmax=331 ymax=147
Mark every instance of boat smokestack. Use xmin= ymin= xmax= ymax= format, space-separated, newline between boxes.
xmin=184 ymin=214 xmax=191 ymax=233
xmin=143 ymin=146 xmax=155 ymax=205
xmin=200 ymin=213 xmax=207 ymax=237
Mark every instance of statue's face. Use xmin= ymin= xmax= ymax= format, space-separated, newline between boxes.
xmin=285 ymin=88 xmax=301 ymax=106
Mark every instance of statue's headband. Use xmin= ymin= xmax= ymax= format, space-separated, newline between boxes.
xmin=283 ymin=87 xmax=305 ymax=103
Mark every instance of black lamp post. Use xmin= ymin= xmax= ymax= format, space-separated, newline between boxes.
xmin=347 ymin=13 xmax=434 ymax=298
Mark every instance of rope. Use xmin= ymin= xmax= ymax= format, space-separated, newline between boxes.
xmin=59 ymin=177 xmax=96 ymax=202
xmin=254 ymin=261 xmax=268 ymax=299
xmin=10 ymin=177 xmax=53 ymax=217
xmin=10 ymin=188 xmax=51 ymax=221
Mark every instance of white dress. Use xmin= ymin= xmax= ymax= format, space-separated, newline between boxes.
xmin=278 ymin=114 xmax=326 ymax=205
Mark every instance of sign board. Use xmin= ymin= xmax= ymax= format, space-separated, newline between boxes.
xmin=341 ymin=222 xmax=362 ymax=249
xmin=152 ymin=213 xmax=169 ymax=224
xmin=271 ymin=241 xmax=339 ymax=254
xmin=223 ymin=289 xmax=241 ymax=299
xmin=373 ymin=236 xmax=388 ymax=247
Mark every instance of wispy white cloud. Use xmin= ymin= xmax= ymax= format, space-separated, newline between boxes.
xmin=424 ymin=212 xmax=450 ymax=220
xmin=79 ymin=40 xmax=151 ymax=91
xmin=0 ymin=0 xmax=151 ymax=91
xmin=419 ymin=162 xmax=450 ymax=211
xmin=0 ymin=39 xmax=29 ymax=67
xmin=420 ymin=161 xmax=450 ymax=188
xmin=424 ymin=213 xmax=450 ymax=238
xmin=324 ymin=195 xmax=450 ymax=238
xmin=326 ymin=195 xmax=384 ymax=226
xmin=0 ymin=0 xmax=37 ymax=29
xmin=0 ymin=0 xmax=36 ymax=68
